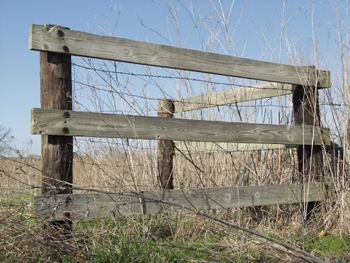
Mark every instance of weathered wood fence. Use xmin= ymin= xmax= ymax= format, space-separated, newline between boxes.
xmin=29 ymin=24 xmax=333 ymax=223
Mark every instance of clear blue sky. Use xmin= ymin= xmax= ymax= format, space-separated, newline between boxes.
xmin=0 ymin=0 xmax=344 ymax=155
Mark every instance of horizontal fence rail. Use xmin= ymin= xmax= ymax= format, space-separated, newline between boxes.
xmin=34 ymin=182 xmax=332 ymax=221
xmin=29 ymin=24 xmax=331 ymax=87
xmin=175 ymin=142 xmax=297 ymax=155
xmin=175 ymin=82 xmax=295 ymax=112
xmin=31 ymin=108 xmax=330 ymax=145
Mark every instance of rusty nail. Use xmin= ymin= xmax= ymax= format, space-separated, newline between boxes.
xmin=57 ymin=30 xmax=64 ymax=37
xmin=64 ymin=112 xmax=70 ymax=118
xmin=63 ymin=46 xmax=69 ymax=52
xmin=63 ymin=127 xmax=69 ymax=134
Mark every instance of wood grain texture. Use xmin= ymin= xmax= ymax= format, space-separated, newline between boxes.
xmin=175 ymin=142 xmax=296 ymax=155
xmin=31 ymin=108 xmax=330 ymax=145
xmin=34 ymin=182 xmax=331 ymax=221
xmin=29 ymin=24 xmax=331 ymax=87
xmin=175 ymin=82 xmax=294 ymax=112
xmin=293 ymin=79 xmax=325 ymax=219
xmin=157 ymin=99 xmax=174 ymax=189
xmin=40 ymin=51 xmax=73 ymax=196
xmin=293 ymin=82 xmax=324 ymax=183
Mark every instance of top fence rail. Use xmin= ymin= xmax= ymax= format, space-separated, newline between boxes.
xmin=29 ymin=24 xmax=331 ymax=88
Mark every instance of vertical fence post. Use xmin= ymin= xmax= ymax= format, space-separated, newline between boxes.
xmin=157 ymin=99 xmax=174 ymax=189
xmin=40 ymin=25 xmax=73 ymax=235
xmin=292 ymin=66 xmax=324 ymax=217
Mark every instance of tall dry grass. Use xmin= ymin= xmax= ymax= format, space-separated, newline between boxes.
xmin=1 ymin=142 xmax=349 ymax=261
xmin=1 ymin=0 xmax=350 ymax=262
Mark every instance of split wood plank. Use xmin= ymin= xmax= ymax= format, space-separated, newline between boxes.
xmin=175 ymin=82 xmax=294 ymax=112
xmin=31 ymin=108 xmax=330 ymax=146
xmin=34 ymin=182 xmax=331 ymax=221
xmin=29 ymin=24 xmax=331 ymax=88
xmin=175 ymin=142 xmax=296 ymax=155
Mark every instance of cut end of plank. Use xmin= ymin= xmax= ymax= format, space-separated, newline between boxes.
xmin=325 ymin=71 xmax=331 ymax=88
xmin=30 ymin=108 xmax=36 ymax=134
xmin=28 ymin=24 xmax=34 ymax=50
xmin=322 ymin=128 xmax=331 ymax=146
xmin=29 ymin=24 xmax=70 ymax=52
xmin=30 ymin=108 xmax=41 ymax=135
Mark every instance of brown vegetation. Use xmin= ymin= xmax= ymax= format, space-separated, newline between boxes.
xmin=2 ymin=0 xmax=350 ymax=261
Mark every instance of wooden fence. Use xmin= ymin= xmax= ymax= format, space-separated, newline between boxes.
xmin=29 ymin=24 xmax=333 ymax=222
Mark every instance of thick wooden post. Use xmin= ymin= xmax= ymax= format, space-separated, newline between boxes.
xmin=157 ymin=99 xmax=174 ymax=189
xmin=292 ymin=66 xmax=324 ymax=218
xmin=292 ymin=67 xmax=324 ymax=182
xmin=41 ymin=52 xmax=73 ymax=195
xmin=40 ymin=25 xmax=73 ymax=235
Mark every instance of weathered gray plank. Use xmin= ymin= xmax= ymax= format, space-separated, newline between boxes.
xmin=175 ymin=82 xmax=294 ymax=112
xmin=34 ymin=182 xmax=331 ymax=221
xmin=175 ymin=142 xmax=296 ymax=155
xmin=29 ymin=24 xmax=331 ymax=88
xmin=31 ymin=108 xmax=330 ymax=145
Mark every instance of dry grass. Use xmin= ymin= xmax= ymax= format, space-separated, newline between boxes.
xmin=1 ymin=144 xmax=349 ymax=262
xmin=2 ymin=1 xmax=350 ymax=261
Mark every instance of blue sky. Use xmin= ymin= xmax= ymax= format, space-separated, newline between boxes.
xmin=0 ymin=0 xmax=345 ymax=155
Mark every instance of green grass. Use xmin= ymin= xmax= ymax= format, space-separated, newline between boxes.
xmin=305 ymin=234 xmax=350 ymax=257
xmin=0 ymin=190 xmax=34 ymax=222
xmin=264 ymin=231 xmax=350 ymax=261
xmin=54 ymin=215 xmax=241 ymax=263
xmin=59 ymin=229 xmax=231 ymax=263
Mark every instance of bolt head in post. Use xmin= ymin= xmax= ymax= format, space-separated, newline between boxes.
xmin=63 ymin=127 xmax=70 ymax=134
xmin=65 ymin=196 xmax=72 ymax=205
xmin=64 ymin=112 xmax=70 ymax=118
xmin=57 ymin=30 xmax=64 ymax=37
xmin=63 ymin=46 xmax=69 ymax=53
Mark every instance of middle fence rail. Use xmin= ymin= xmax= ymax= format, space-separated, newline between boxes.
xmin=29 ymin=24 xmax=333 ymax=222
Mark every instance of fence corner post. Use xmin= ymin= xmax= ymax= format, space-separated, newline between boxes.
xmin=40 ymin=25 xmax=73 ymax=236
xmin=292 ymin=66 xmax=324 ymax=219
xmin=157 ymin=98 xmax=174 ymax=189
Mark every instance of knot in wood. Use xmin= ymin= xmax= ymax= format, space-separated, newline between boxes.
xmin=57 ymin=30 xmax=64 ymax=37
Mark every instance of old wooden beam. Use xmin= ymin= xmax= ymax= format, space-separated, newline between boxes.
xmin=292 ymin=67 xmax=325 ymax=182
xmin=34 ymin=182 xmax=331 ymax=221
xmin=31 ymin=108 xmax=330 ymax=146
xmin=175 ymin=142 xmax=296 ymax=155
xmin=39 ymin=25 xmax=73 ymax=236
xmin=292 ymin=66 xmax=326 ymax=220
xmin=40 ymin=52 xmax=73 ymax=196
xmin=157 ymin=99 xmax=174 ymax=189
xmin=29 ymin=24 xmax=331 ymax=88
xmin=175 ymin=82 xmax=294 ymax=112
